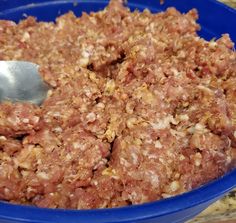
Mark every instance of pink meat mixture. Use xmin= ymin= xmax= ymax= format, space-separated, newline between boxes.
xmin=0 ymin=0 xmax=236 ymax=209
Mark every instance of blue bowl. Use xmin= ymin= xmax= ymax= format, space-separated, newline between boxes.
xmin=0 ymin=1 xmax=236 ymax=223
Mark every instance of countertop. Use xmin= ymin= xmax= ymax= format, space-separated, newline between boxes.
xmin=219 ymin=0 xmax=236 ymax=8
xmin=190 ymin=190 xmax=236 ymax=223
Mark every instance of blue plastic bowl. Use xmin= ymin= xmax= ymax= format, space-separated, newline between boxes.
xmin=0 ymin=1 xmax=235 ymax=223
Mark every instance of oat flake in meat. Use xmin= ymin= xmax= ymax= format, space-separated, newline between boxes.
xmin=0 ymin=0 xmax=236 ymax=209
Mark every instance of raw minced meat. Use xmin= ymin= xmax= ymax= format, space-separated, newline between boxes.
xmin=0 ymin=0 xmax=235 ymax=209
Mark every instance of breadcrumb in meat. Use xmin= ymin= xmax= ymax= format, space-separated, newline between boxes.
xmin=0 ymin=102 xmax=40 ymax=137
xmin=0 ymin=0 xmax=235 ymax=209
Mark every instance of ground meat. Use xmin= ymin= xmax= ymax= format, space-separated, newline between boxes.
xmin=0 ymin=102 xmax=40 ymax=137
xmin=0 ymin=0 xmax=235 ymax=209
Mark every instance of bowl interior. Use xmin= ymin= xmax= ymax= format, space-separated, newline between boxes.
xmin=0 ymin=0 xmax=236 ymax=41
xmin=0 ymin=1 xmax=235 ymax=223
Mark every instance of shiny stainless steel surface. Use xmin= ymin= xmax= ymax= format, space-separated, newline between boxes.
xmin=0 ymin=61 xmax=49 ymax=105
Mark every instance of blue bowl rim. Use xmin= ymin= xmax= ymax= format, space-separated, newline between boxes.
xmin=0 ymin=0 xmax=235 ymax=15
xmin=0 ymin=166 xmax=235 ymax=222
xmin=0 ymin=0 xmax=235 ymax=222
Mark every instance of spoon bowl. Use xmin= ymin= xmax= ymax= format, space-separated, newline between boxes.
xmin=0 ymin=61 xmax=49 ymax=105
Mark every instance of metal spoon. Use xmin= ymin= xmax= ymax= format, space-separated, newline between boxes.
xmin=0 ymin=61 xmax=49 ymax=105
